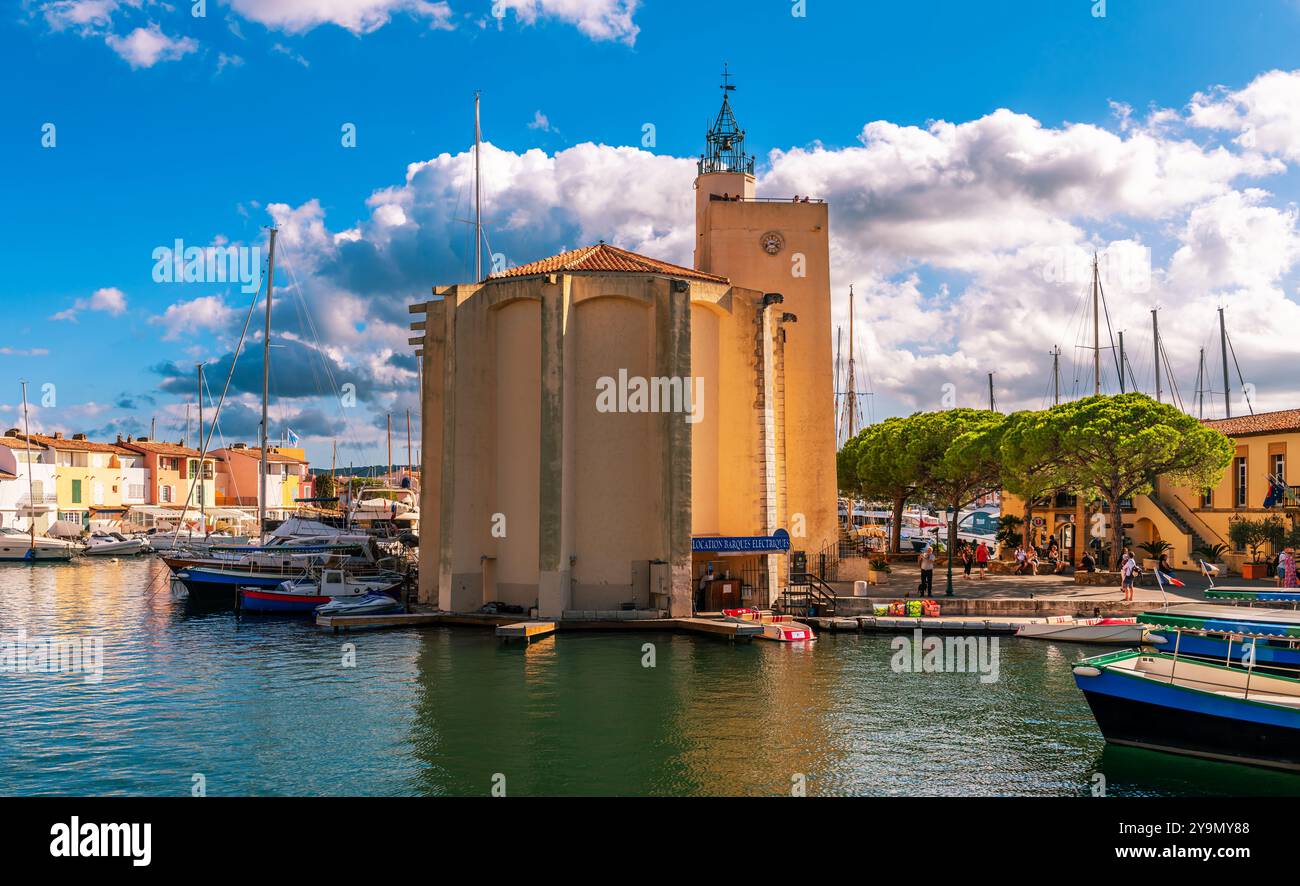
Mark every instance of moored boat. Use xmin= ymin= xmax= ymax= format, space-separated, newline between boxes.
xmin=238 ymin=568 xmax=403 ymax=614
xmin=0 ymin=527 xmax=80 ymax=562
xmin=1206 ymin=588 xmax=1300 ymax=604
xmin=83 ymin=531 xmax=151 ymax=556
xmin=316 ymin=593 xmax=404 ymax=617
xmin=1073 ymin=647 xmax=1300 ymax=771
xmin=1140 ymin=603 xmax=1300 ymax=674
xmin=721 ymin=607 xmax=816 ymax=642
xmin=1015 ymin=616 xmax=1147 ymax=645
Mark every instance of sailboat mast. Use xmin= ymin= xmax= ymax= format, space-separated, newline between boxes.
xmin=1197 ymin=347 xmax=1206 ymax=419
xmin=1152 ymin=309 xmax=1162 ymax=403
xmin=406 ymin=409 xmax=412 ymax=476
xmin=1219 ymin=306 xmax=1231 ymax=418
xmin=474 ymin=91 xmax=482 ymax=281
xmin=1092 ymin=254 xmax=1101 ymax=396
xmin=1051 ymin=346 xmax=1061 ymax=405
xmin=197 ymin=362 xmax=206 ymax=537
xmin=260 ymin=227 xmax=277 ymax=537
xmin=833 ymin=325 xmax=842 ymax=443
xmin=1117 ymin=332 xmax=1127 ymax=394
xmin=387 ymin=413 xmax=393 ymax=483
xmin=20 ymin=381 xmax=35 ymax=551
xmin=846 ymin=284 xmax=857 ymax=439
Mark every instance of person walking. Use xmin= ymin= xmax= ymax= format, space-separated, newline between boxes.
xmin=1281 ymin=547 xmax=1298 ymax=589
xmin=1120 ymin=549 xmax=1140 ymax=602
xmin=975 ymin=540 xmax=990 ymax=579
xmin=961 ymin=544 xmax=974 ymax=579
xmin=919 ymin=545 xmax=935 ymax=595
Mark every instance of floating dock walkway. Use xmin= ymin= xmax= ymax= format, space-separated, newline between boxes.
xmin=496 ymin=621 xmax=557 ymax=643
xmin=316 ymin=610 xmax=762 ymax=640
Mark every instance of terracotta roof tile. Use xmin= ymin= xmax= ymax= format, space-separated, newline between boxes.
xmin=0 ymin=435 xmax=45 ymax=452
xmin=1202 ymin=408 xmax=1300 ymax=437
xmin=488 ymin=243 xmax=729 ymax=284
xmin=121 ymin=440 xmax=203 ymax=458
xmin=219 ymin=447 xmax=307 ymax=464
xmin=17 ymin=433 xmax=133 ymax=455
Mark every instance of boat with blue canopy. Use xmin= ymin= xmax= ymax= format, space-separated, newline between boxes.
xmin=1138 ymin=603 xmax=1300 ymax=674
xmin=1205 ymin=588 xmax=1300 ymax=604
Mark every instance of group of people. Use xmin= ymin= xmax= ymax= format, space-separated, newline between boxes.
xmin=917 ymin=540 xmax=992 ymax=593
xmin=1012 ymin=538 xmax=1062 ymax=575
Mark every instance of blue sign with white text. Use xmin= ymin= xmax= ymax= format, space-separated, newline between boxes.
xmin=691 ymin=528 xmax=791 ymax=553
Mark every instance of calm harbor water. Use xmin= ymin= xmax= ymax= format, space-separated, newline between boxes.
xmin=2 ymin=558 xmax=1298 ymax=797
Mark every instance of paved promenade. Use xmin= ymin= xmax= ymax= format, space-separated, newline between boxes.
xmin=830 ymin=562 xmax=1281 ymax=605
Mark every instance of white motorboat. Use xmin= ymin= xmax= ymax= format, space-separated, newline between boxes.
xmin=277 ymin=568 xmax=402 ymax=599
xmin=315 ymin=592 xmax=404 ymax=617
xmin=1016 ymin=616 xmax=1150 ymax=645
xmin=83 ymin=531 xmax=151 ymax=556
xmin=0 ymin=527 xmax=80 ymax=562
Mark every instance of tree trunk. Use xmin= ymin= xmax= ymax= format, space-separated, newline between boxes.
xmin=890 ymin=494 xmax=905 ymax=555
xmin=1022 ymin=502 xmax=1034 ymax=553
xmin=1110 ymin=497 xmax=1124 ymax=570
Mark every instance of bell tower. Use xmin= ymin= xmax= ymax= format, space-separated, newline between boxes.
xmin=693 ymin=65 xmax=839 ymax=572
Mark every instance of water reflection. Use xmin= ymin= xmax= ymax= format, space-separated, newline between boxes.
xmin=2 ymin=559 xmax=1299 ymax=796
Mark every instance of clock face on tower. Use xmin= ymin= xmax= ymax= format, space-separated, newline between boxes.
xmin=760 ymin=231 xmax=785 ymax=255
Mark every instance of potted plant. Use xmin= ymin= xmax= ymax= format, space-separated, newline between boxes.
xmin=1138 ymin=539 xmax=1173 ymax=571
xmin=867 ymin=556 xmax=891 ymax=586
xmin=1191 ymin=542 xmax=1229 ymax=565
xmin=1228 ymin=517 xmax=1285 ymax=579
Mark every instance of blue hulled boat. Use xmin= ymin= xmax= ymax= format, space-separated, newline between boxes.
xmin=1074 ymin=648 xmax=1300 ymax=771
xmin=1140 ymin=603 xmax=1300 ymax=675
xmin=176 ymin=566 xmax=306 ymax=604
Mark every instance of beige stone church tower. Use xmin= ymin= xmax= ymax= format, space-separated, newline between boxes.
xmin=691 ymin=78 xmax=839 ymax=575
xmin=410 ymin=76 xmax=839 ymax=618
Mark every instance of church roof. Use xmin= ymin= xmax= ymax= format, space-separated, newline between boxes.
xmin=487 ymin=243 xmax=728 ymax=284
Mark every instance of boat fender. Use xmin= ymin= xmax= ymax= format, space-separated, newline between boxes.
xmin=1144 ymin=633 xmax=1168 ymax=645
xmin=1072 ymin=666 xmax=1101 ymax=678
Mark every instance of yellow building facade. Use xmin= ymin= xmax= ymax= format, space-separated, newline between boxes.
xmin=1002 ymin=408 xmax=1300 ymax=573
xmin=411 ymin=87 xmax=838 ymax=617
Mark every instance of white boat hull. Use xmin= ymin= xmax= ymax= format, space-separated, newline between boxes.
xmin=0 ymin=541 xmax=78 ymax=561
xmin=1016 ymin=619 xmax=1145 ymax=644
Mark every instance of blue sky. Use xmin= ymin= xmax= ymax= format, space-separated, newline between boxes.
xmin=4 ymin=0 xmax=1300 ymax=465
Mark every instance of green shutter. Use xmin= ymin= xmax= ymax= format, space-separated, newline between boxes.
xmin=71 ymin=479 xmax=82 ymax=504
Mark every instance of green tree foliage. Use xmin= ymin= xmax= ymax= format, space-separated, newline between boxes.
xmin=1000 ymin=408 xmax=1071 ymax=550
xmin=314 ymin=473 xmax=336 ymax=501
xmin=846 ymin=417 xmax=920 ymax=554
xmin=906 ymin=408 xmax=1007 ymax=589
xmin=1228 ymin=516 xmax=1288 ymax=563
xmin=1035 ymin=394 xmax=1234 ymax=565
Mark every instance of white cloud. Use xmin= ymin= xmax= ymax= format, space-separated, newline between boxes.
xmin=150 ymin=295 xmax=240 ymax=341
xmin=227 ymin=0 xmax=453 ymax=34
xmin=50 ymin=287 xmax=128 ymax=322
xmin=105 ymin=23 xmax=198 ymax=68
xmin=1189 ymin=69 xmax=1300 ymax=161
xmin=194 ymin=67 xmax=1300 ymax=427
xmin=40 ymin=0 xmax=120 ymax=32
xmin=493 ymin=0 xmax=640 ymax=45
